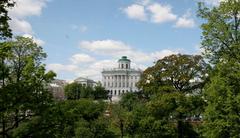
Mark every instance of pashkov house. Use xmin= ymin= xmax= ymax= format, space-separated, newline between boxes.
xmin=102 ymin=56 xmax=142 ymax=97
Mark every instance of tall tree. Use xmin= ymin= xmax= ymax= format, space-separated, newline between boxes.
xmin=198 ymin=0 xmax=240 ymax=137
xmin=137 ymin=54 xmax=208 ymax=138
xmin=198 ymin=0 xmax=240 ymax=63
xmin=0 ymin=36 xmax=56 ymax=137
xmin=202 ymin=61 xmax=240 ymax=137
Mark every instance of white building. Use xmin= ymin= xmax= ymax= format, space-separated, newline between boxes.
xmin=74 ymin=77 xmax=97 ymax=87
xmin=49 ymin=79 xmax=67 ymax=100
xmin=102 ymin=56 xmax=142 ymax=97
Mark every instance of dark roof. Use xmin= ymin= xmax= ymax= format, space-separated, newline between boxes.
xmin=118 ymin=56 xmax=131 ymax=62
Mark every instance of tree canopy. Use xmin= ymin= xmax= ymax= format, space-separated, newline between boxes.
xmin=0 ymin=0 xmax=14 ymax=39
xmin=0 ymin=36 xmax=56 ymax=137
xmin=198 ymin=0 xmax=240 ymax=63
xmin=198 ymin=0 xmax=240 ymax=137
xmin=64 ymin=82 xmax=108 ymax=100
xmin=138 ymin=54 xmax=209 ymax=96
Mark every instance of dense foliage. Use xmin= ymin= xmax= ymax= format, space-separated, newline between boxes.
xmin=64 ymin=82 xmax=108 ymax=100
xmin=0 ymin=0 xmax=14 ymax=40
xmin=0 ymin=37 xmax=56 ymax=137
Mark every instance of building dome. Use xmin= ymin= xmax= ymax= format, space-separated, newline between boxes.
xmin=118 ymin=56 xmax=131 ymax=62
xmin=118 ymin=56 xmax=131 ymax=69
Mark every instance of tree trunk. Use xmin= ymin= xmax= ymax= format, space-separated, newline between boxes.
xmin=177 ymin=114 xmax=183 ymax=138
xmin=120 ymin=120 xmax=124 ymax=138
xmin=2 ymin=116 xmax=6 ymax=138
xmin=15 ymin=109 xmax=19 ymax=128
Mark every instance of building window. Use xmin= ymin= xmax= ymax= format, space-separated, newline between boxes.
xmin=114 ymin=90 xmax=116 ymax=95
xmin=122 ymin=90 xmax=125 ymax=94
xmin=121 ymin=64 xmax=124 ymax=68
xmin=123 ymin=82 xmax=125 ymax=87
xmin=119 ymin=90 xmax=121 ymax=95
xmin=119 ymin=82 xmax=121 ymax=87
xmin=126 ymin=64 xmax=128 ymax=69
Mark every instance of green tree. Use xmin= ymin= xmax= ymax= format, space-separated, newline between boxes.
xmin=147 ymin=93 xmax=200 ymax=138
xmin=198 ymin=0 xmax=240 ymax=63
xmin=0 ymin=0 xmax=15 ymax=39
xmin=0 ymin=41 xmax=12 ymax=138
xmin=137 ymin=54 xmax=208 ymax=138
xmin=64 ymin=82 xmax=83 ymax=99
xmin=64 ymin=82 xmax=108 ymax=100
xmin=198 ymin=0 xmax=240 ymax=137
xmin=110 ymin=104 xmax=128 ymax=138
xmin=202 ymin=62 xmax=240 ymax=137
xmin=93 ymin=84 xmax=108 ymax=100
xmin=12 ymin=99 xmax=115 ymax=138
xmin=138 ymin=54 xmax=209 ymax=96
xmin=0 ymin=36 xmax=56 ymax=137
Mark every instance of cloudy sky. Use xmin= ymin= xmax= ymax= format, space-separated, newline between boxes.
xmin=8 ymin=0 xmax=221 ymax=81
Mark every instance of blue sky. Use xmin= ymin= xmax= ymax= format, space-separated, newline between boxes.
xmin=8 ymin=0 xmax=220 ymax=81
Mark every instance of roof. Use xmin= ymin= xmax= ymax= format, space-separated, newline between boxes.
xmin=118 ymin=56 xmax=131 ymax=62
xmin=74 ymin=77 xmax=96 ymax=83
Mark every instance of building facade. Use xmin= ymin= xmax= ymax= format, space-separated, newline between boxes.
xmin=102 ymin=56 xmax=142 ymax=97
xmin=74 ymin=77 xmax=97 ymax=87
xmin=49 ymin=79 xmax=67 ymax=100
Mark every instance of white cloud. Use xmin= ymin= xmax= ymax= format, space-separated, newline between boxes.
xmin=70 ymin=53 xmax=95 ymax=64
xmin=50 ymin=39 xmax=180 ymax=81
xmin=150 ymin=50 xmax=178 ymax=61
xmin=123 ymin=1 xmax=197 ymax=29
xmin=8 ymin=0 xmax=48 ymax=41
xmin=123 ymin=4 xmax=147 ymax=21
xmin=23 ymin=34 xmax=45 ymax=46
xmin=47 ymin=64 xmax=80 ymax=73
xmin=174 ymin=11 xmax=195 ymax=28
xmin=79 ymin=39 xmax=178 ymax=64
xmin=79 ymin=40 xmax=131 ymax=54
xmin=147 ymin=3 xmax=177 ymax=23
xmin=9 ymin=18 xmax=33 ymax=34
xmin=123 ymin=2 xmax=177 ymax=24
xmin=79 ymin=40 xmax=152 ymax=63
xmin=9 ymin=0 xmax=47 ymax=18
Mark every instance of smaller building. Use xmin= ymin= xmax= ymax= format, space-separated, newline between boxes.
xmin=74 ymin=77 xmax=97 ymax=87
xmin=49 ymin=79 xmax=67 ymax=100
